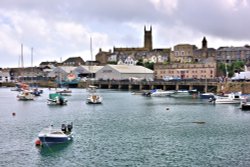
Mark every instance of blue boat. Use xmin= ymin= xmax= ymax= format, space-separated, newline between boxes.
xmin=38 ymin=123 xmax=73 ymax=146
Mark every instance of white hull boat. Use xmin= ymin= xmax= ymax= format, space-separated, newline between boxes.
xmin=150 ymin=89 xmax=175 ymax=97
xmin=210 ymin=92 xmax=243 ymax=104
xmin=17 ymin=90 xmax=35 ymax=100
xmin=86 ymin=94 xmax=103 ymax=104
xmin=38 ymin=123 xmax=73 ymax=146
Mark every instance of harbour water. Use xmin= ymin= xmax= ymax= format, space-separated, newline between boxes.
xmin=1 ymin=88 xmax=250 ymax=166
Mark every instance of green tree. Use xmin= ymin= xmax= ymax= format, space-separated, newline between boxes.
xmin=144 ymin=62 xmax=154 ymax=70
xmin=136 ymin=59 xmax=144 ymax=66
xmin=107 ymin=61 xmax=117 ymax=65
xmin=218 ymin=61 xmax=245 ymax=77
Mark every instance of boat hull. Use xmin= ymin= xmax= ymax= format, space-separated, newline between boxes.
xmin=86 ymin=94 xmax=102 ymax=104
xmin=200 ymin=93 xmax=214 ymax=99
xmin=150 ymin=90 xmax=175 ymax=97
xmin=47 ymin=99 xmax=67 ymax=105
xmin=241 ymin=103 xmax=250 ymax=110
xmin=39 ymin=134 xmax=73 ymax=145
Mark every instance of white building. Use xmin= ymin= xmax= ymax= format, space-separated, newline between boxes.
xmin=231 ymin=65 xmax=250 ymax=81
xmin=0 ymin=69 xmax=11 ymax=82
xmin=95 ymin=65 xmax=154 ymax=80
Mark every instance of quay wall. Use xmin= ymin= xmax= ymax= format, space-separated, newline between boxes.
xmin=1 ymin=81 xmax=250 ymax=94
xmin=217 ymin=82 xmax=250 ymax=94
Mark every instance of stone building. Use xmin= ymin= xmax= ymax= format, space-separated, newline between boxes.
xmin=63 ymin=57 xmax=85 ymax=66
xmin=113 ymin=26 xmax=153 ymax=52
xmin=95 ymin=26 xmax=170 ymax=65
xmin=216 ymin=46 xmax=250 ymax=64
xmin=39 ymin=61 xmax=59 ymax=68
xmin=193 ymin=37 xmax=216 ymax=62
xmin=171 ymin=44 xmax=197 ymax=63
xmin=95 ymin=49 xmax=112 ymax=65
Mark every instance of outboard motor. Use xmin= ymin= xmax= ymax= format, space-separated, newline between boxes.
xmin=59 ymin=97 xmax=64 ymax=105
xmin=209 ymin=96 xmax=216 ymax=103
xmin=61 ymin=124 xmax=66 ymax=133
xmin=67 ymin=123 xmax=73 ymax=132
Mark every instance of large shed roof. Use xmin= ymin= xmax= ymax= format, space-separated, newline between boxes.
xmin=107 ymin=65 xmax=154 ymax=74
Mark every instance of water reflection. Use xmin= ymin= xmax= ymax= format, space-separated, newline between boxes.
xmin=37 ymin=142 xmax=73 ymax=156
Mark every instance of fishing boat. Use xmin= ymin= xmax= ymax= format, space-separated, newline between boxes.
xmin=17 ymin=90 xmax=35 ymax=100
xmin=38 ymin=123 xmax=73 ymax=146
xmin=47 ymin=93 xmax=68 ymax=105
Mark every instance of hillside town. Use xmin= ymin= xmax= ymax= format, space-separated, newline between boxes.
xmin=1 ymin=26 xmax=250 ymax=84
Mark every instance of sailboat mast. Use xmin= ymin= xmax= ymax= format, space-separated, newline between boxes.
xmin=21 ymin=44 xmax=24 ymax=68
xmin=31 ymin=47 xmax=33 ymax=68
xmin=90 ymin=37 xmax=93 ymax=61
xmin=31 ymin=47 xmax=33 ymax=85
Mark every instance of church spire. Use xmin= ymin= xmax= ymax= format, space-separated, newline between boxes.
xmin=202 ymin=36 xmax=207 ymax=49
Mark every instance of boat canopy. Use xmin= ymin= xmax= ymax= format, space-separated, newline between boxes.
xmin=49 ymin=93 xmax=62 ymax=99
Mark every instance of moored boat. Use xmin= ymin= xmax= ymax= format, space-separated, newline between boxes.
xmin=150 ymin=89 xmax=175 ymax=97
xmin=200 ymin=92 xmax=215 ymax=99
xmin=241 ymin=97 xmax=250 ymax=110
xmin=209 ymin=92 xmax=243 ymax=104
xmin=17 ymin=90 xmax=35 ymax=100
xmin=86 ymin=85 xmax=103 ymax=104
xmin=38 ymin=123 xmax=73 ymax=146
xmin=56 ymin=89 xmax=72 ymax=96
xmin=31 ymin=88 xmax=43 ymax=96
xmin=47 ymin=93 xmax=68 ymax=105
xmin=86 ymin=94 xmax=103 ymax=104
xmin=170 ymin=89 xmax=199 ymax=98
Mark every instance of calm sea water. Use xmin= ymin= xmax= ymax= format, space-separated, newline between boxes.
xmin=1 ymin=87 xmax=250 ymax=167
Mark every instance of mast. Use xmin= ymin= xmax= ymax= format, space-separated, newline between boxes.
xmin=89 ymin=37 xmax=93 ymax=79
xmin=90 ymin=37 xmax=93 ymax=61
xmin=21 ymin=44 xmax=24 ymax=68
xmin=31 ymin=47 xmax=33 ymax=86
xmin=31 ymin=47 xmax=33 ymax=68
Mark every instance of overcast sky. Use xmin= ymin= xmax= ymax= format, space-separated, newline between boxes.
xmin=0 ymin=0 xmax=250 ymax=68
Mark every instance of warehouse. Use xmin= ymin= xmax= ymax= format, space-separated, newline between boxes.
xmin=95 ymin=65 xmax=154 ymax=81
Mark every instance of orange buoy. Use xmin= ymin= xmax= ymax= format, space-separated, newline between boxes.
xmin=35 ymin=139 xmax=42 ymax=146
xmin=12 ymin=112 xmax=16 ymax=116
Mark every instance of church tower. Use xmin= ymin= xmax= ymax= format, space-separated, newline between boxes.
xmin=202 ymin=37 xmax=207 ymax=49
xmin=144 ymin=26 xmax=153 ymax=50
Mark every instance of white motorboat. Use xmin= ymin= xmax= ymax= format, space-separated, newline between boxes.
xmin=170 ymin=89 xmax=198 ymax=98
xmin=86 ymin=94 xmax=103 ymax=104
xmin=209 ymin=92 xmax=243 ymax=104
xmin=86 ymin=85 xmax=103 ymax=104
xmin=17 ymin=90 xmax=35 ymax=100
xmin=150 ymin=89 xmax=175 ymax=97
xmin=38 ymin=123 xmax=73 ymax=146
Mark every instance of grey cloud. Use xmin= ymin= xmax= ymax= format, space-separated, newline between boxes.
xmin=174 ymin=0 xmax=250 ymax=40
